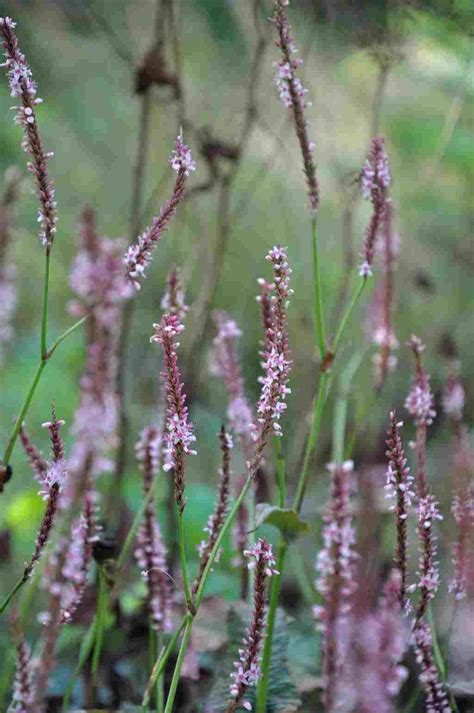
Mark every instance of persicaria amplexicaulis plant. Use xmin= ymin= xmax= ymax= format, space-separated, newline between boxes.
xmin=0 ymin=8 xmax=470 ymax=713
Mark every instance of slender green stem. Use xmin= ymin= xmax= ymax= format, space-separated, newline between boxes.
xmin=293 ymin=371 xmax=329 ymax=513
xmin=426 ymin=606 xmax=460 ymax=713
xmin=142 ymin=615 xmax=187 ymax=711
xmin=330 ymin=278 xmax=367 ymax=360
xmin=2 ymin=314 xmax=88 ymax=469
xmin=46 ymin=314 xmax=89 ymax=360
xmin=0 ymin=570 xmax=28 ymax=616
xmin=178 ymin=511 xmax=193 ymax=613
xmin=275 ymin=438 xmax=286 ymax=508
xmin=40 ymin=249 xmax=51 ymax=359
xmin=2 ymin=361 xmax=45 ymax=468
xmin=255 ymin=540 xmax=288 ymax=713
xmin=194 ymin=475 xmax=253 ymax=610
xmin=163 ymin=614 xmax=193 ymax=713
xmin=115 ymin=483 xmax=157 ymax=574
xmin=156 ymin=631 xmax=165 ymax=713
xmin=91 ymin=565 xmax=108 ymax=685
xmin=311 ymin=217 xmax=326 ymax=360
xmin=332 ymin=352 xmax=364 ymax=464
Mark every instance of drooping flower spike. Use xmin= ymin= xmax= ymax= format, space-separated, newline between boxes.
xmin=124 ymin=133 xmax=195 ymax=287
xmin=414 ymin=623 xmax=451 ymax=713
xmin=0 ymin=17 xmax=58 ymax=248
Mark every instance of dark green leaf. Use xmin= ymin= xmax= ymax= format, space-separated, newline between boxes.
xmin=255 ymin=504 xmax=311 ymax=542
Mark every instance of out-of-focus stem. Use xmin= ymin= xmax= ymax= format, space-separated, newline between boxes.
xmin=178 ymin=511 xmax=193 ymax=614
xmin=40 ymin=249 xmax=51 ymax=358
xmin=311 ymin=217 xmax=326 ymax=360
xmin=275 ymin=438 xmax=286 ymax=508
xmin=330 ymin=279 xmax=367 ymax=361
xmin=142 ymin=615 xmax=187 ymax=711
xmin=163 ymin=613 xmax=193 ymax=713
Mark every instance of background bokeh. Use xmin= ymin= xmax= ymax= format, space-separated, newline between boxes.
xmin=0 ymin=0 xmax=472 ymax=709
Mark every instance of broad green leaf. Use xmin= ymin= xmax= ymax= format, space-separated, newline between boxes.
xmin=255 ymin=504 xmax=311 ymax=542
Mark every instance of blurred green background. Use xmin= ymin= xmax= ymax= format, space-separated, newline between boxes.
xmin=0 ymin=0 xmax=472 ymax=707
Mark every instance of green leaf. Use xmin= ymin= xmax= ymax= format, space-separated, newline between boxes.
xmin=255 ymin=504 xmax=311 ymax=542
xmin=206 ymin=607 xmax=301 ymax=712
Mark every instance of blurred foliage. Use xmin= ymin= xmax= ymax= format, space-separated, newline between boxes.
xmin=0 ymin=0 xmax=472 ymax=710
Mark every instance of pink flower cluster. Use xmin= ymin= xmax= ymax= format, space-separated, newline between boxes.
xmin=10 ymin=628 xmax=35 ymax=713
xmin=405 ymin=336 xmax=436 ymax=428
xmin=313 ymin=461 xmax=357 ymax=708
xmin=442 ymin=373 xmax=465 ymax=420
xmin=251 ymin=246 xmax=292 ymax=446
xmin=385 ymin=413 xmax=415 ymax=608
xmin=229 ymin=539 xmax=277 ymax=709
xmin=414 ymin=493 xmax=443 ymax=614
xmin=210 ymin=312 xmax=253 ymax=452
xmin=414 ymin=623 xmax=451 ymax=713
xmin=0 ymin=17 xmax=57 ymax=247
xmin=134 ymin=426 xmax=171 ymax=631
xmin=124 ymin=134 xmax=195 ymax=287
xmin=336 ymin=572 xmax=408 ymax=713
xmin=359 ymin=137 xmax=391 ymax=277
xmin=449 ymin=486 xmax=473 ymax=600
xmin=151 ymin=314 xmax=195 ymax=511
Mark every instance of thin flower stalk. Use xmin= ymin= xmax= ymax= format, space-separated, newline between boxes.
xmin=210 ymin=312 xmax=254 ymax=458
xmin=150 ymin=313 xmax=196 ymax=513
xmin=313 ymin=460 xmax=357 ymax=711
xmin=414 ymin=623 xmax=451 ymax=713
xmin=359 ymin=136 xmax=391 ymax=278
xmin=448 ymin=485 xmax=473 ymax=601
xmin=225 ymin=539 xmax=278 ymax=713
xmin=0 ymin=17 xmax=57 ymax=249
xmin=134 ymin=426 xmax=171 ymax=632
xmin=0 ymin=166 xmax=21 ymax=361
xmin=192 ymin=427 xmax=232 ymax=598
xmin=270 ymin=0 xmax=318 ymax=213
xmin=124 ymin=133 xmax=196 ymax=288
xmin=23 ymin=412 xmax=68 ymax=581
xmin=247 ymin=246 xmax=292 ymax=476
xmin=384 ymin=412 xmax=415 ymax=609
xmin=161 ymin=264 xmax=188 ymax=322
xmin=405 ymin=335 xmax=436 ymax=499
xmin=8 ymin=615 xmax=35 ymax=713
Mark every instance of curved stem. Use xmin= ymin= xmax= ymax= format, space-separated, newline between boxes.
xmin=142 ymin=615 xmax=187 ymax=711
xmin=293 ymin=370 xmax=329 ymax=514
xmin=163 ymin=614 xmax=193 ymax=713
xmin=275 ymin=437 xmax=286 ymax=508
xmin=330 ymin=278 xmax=367 ymax=361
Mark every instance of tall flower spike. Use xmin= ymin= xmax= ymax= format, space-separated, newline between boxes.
xmin=192 ymin=427 xmax=232 ymax=597
xmin=210 ymin=311 xmax=254 ymax=457
xmin=248 ymin=246 xmax=292 ymax=476
xmin=270 ymin=1 xmax=319 ymax=213
xmin=22 ymin=411 xmax=67 ymax=582
xmin=226 ymin=539 xmax=278 ymax=713
xmin=151 ymin=313 xmax=196 ymax=512
xmin=134 ymin=426 xmax=171 ymax=632
xmin=124 ymin=133 xmax=195 ymax=288
xmin=313 ymin=460 xmax=357 ymax=711
xmin=414 ymin=492 xmax=443 ymax=621
xmin=19 ymin=424 xmax=48 ymax=484
xmin=359 ymin=137 xmax=391 ymax=278
xmin=384 ymin=412 xmax=415 ymax=609
xmin=0 ymin=18 xmax=57 ymax=247
xmin=414 ymin=623 xmax=451 ymax=713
